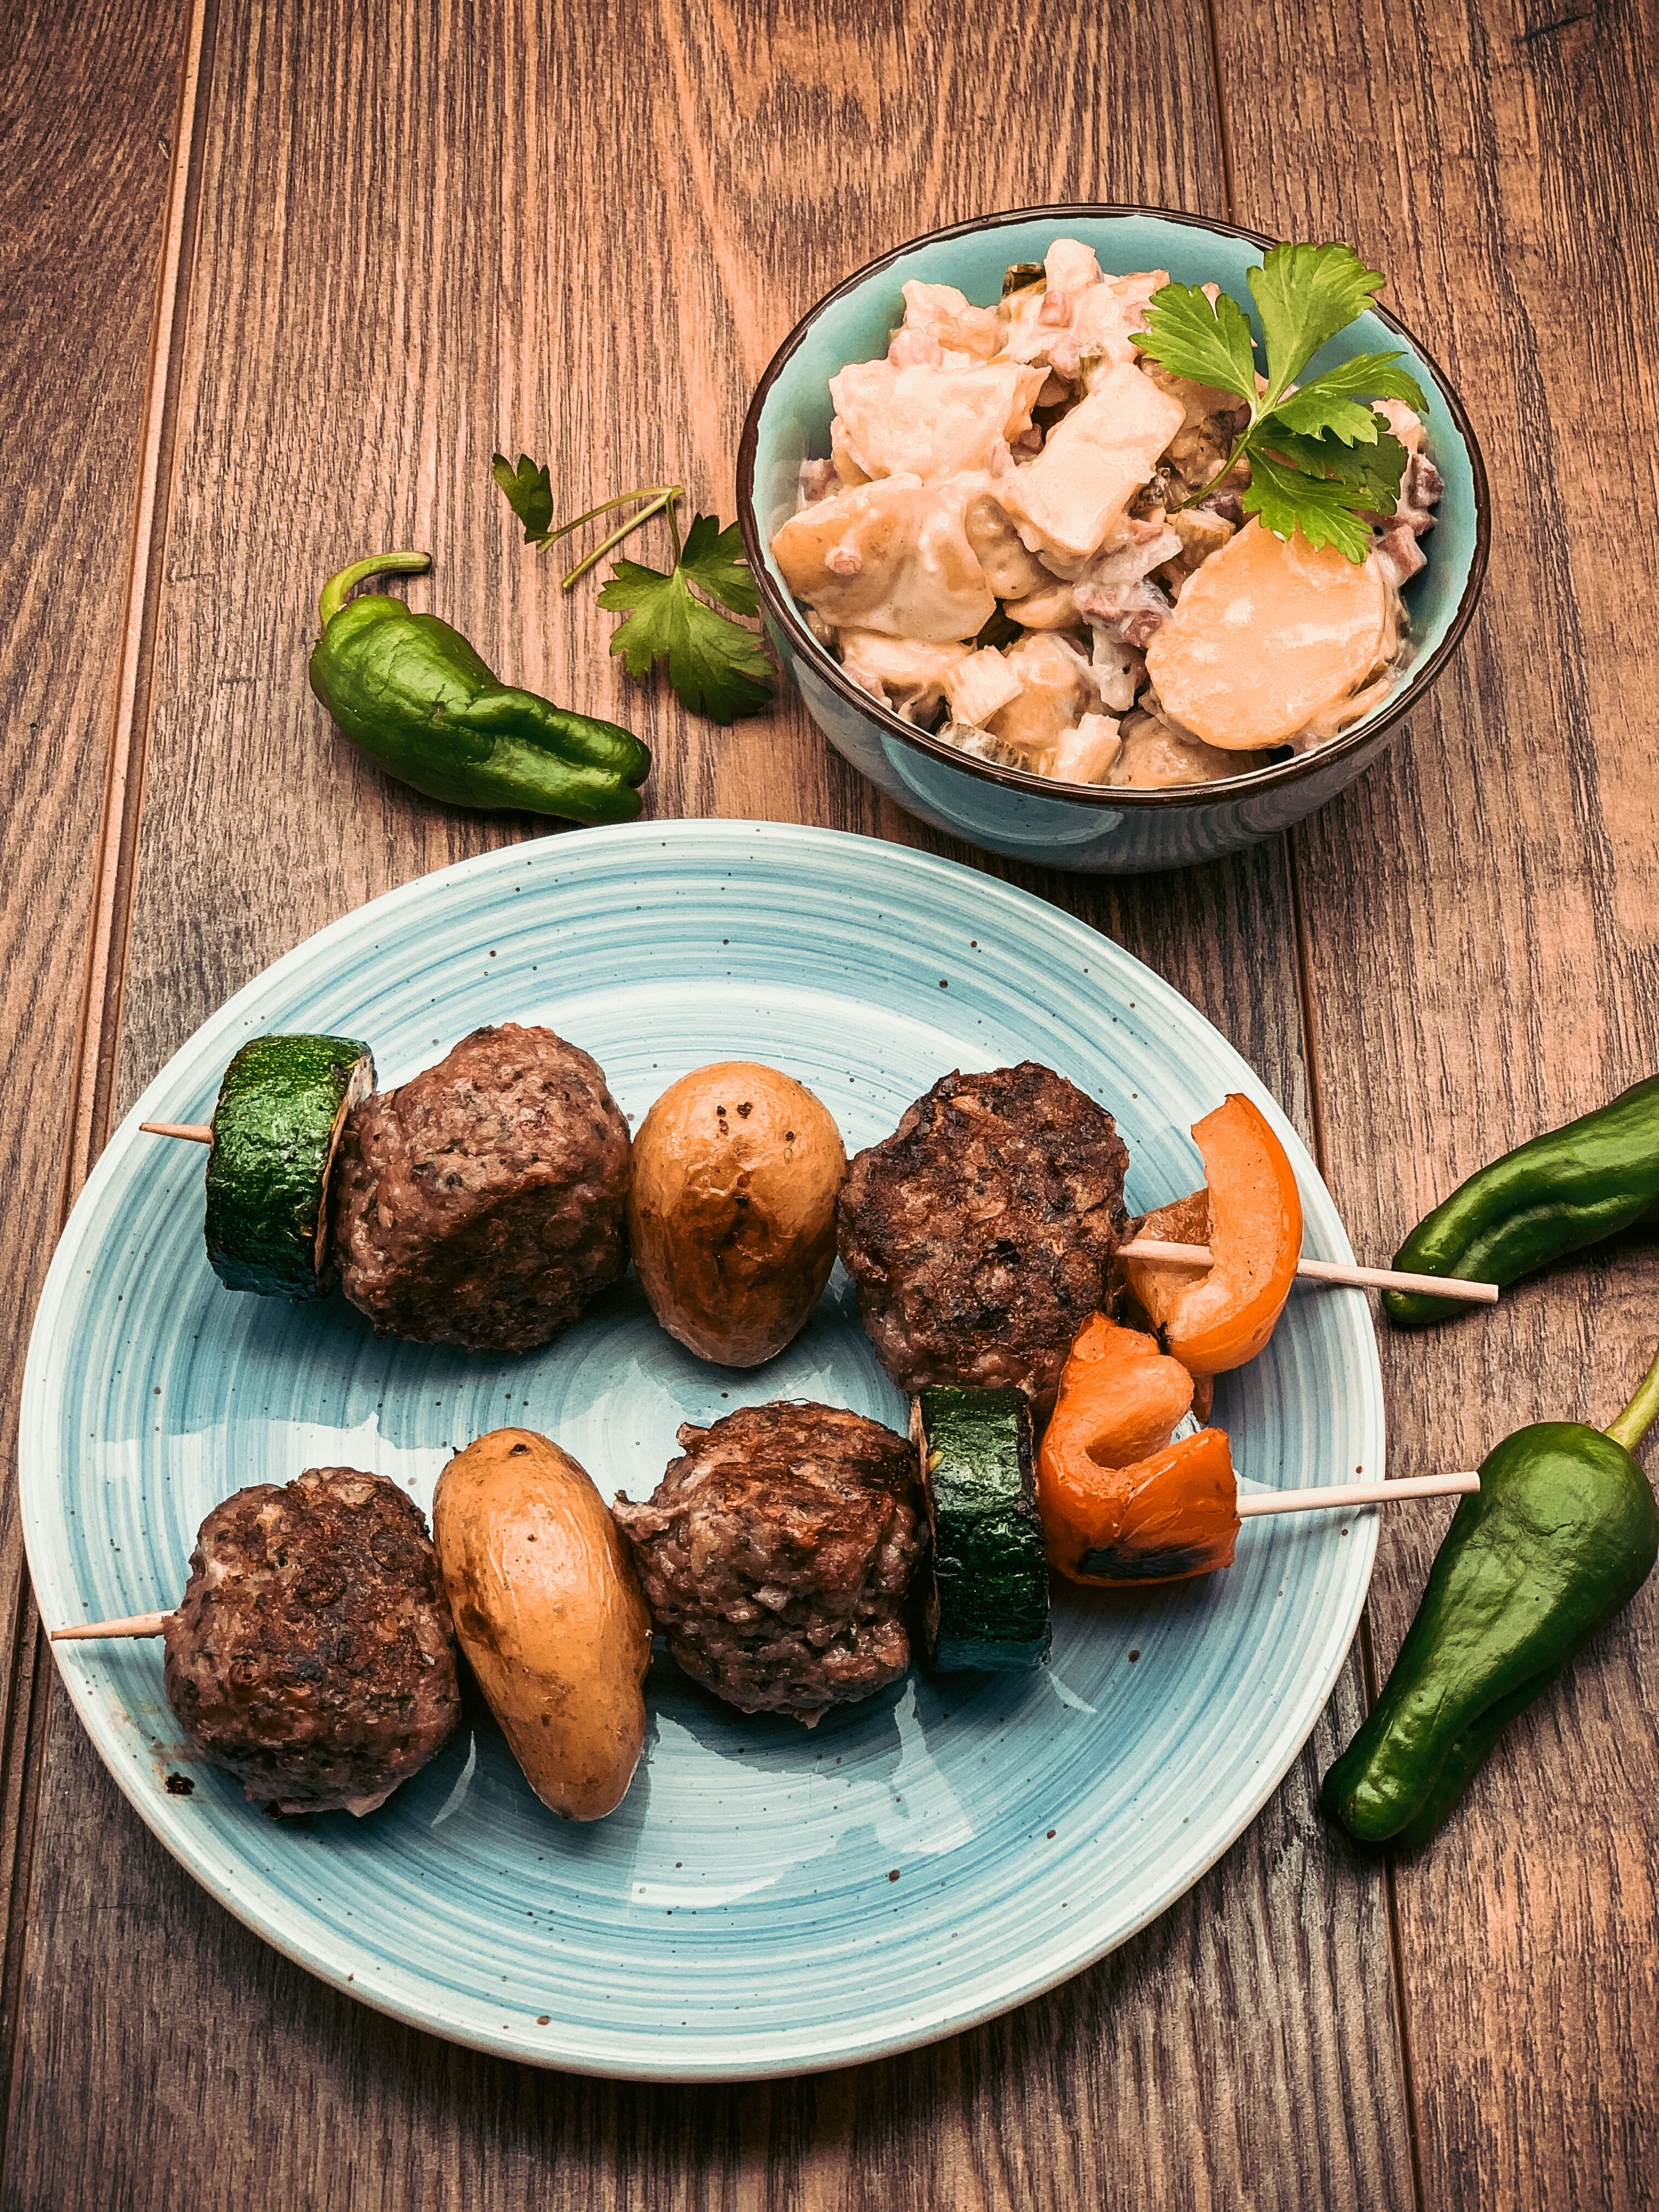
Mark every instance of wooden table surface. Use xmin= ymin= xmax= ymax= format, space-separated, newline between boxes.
xmin=4 ymin=0 xmax=1657 ymax=2203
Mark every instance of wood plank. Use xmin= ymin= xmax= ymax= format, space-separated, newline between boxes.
xmin=6 ymin=2 xmax=1413 ymax=2205
xmin=1214 ymin=0 xmax=1659 ymax=2204
xmin=0 ymin=0 xmax=199 ymax=2158
xmin=8 ymin=1671 xmax=1404 ymax=2212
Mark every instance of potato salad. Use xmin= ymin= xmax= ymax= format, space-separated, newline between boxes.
xmin=771 ymin=239 xmax=1442 ymax=789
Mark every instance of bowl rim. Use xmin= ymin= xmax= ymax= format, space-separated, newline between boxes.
xmin=737 ymin=201 xmax=1492 ymax=813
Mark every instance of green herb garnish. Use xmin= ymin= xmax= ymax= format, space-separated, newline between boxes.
xmin=599 ymin=509 xmax=773 ymax=725
xmin=1132 ymin=242 xmax=1430 ymax=562
xmin=493 ymin=458 xmax=772 ymax=724
xmin=492 ymin=453 xmax=556 ymax=544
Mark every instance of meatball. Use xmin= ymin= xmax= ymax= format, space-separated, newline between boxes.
xmin=837 ymin=1061 xmax=1130 ymax=1412
xmin=612 ymin=1403 xmax=926 ymax=1725
xmin=162 ymin=1467 xmax=461 ymax=1816
xmin=331 ymin=1022 xmax=630 ymax=1353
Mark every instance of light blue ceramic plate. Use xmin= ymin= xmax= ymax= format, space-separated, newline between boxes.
xmin=22 ymin=821 xmax=1381 ymax=2078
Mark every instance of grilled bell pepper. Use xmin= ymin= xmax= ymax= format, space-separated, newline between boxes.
xmin=309 ymin=552 xmax=651 ymax=823
xmin=1322 ymin=1343 xmax=1659 ymax=1850
xmin=1037 ymin=1314 xmax=1240 ymax=1585
xmin=1119 ymin=1093 xmax=1303 ymax=1376
xmin=1384 ymin=1075 xmax=1659 ymax=1326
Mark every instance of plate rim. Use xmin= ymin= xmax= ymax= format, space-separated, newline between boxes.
xmin=21 ymin=817 xmax=1381 ymax=2078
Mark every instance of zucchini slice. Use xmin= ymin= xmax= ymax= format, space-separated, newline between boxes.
xmin=913 ymin=1386 xmax=1051 ymax=1672
xmin=203 ymin=1034 xmax=374 ymax=1298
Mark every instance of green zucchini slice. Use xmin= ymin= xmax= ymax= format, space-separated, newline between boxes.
xmin=913 ymin=1386 xmax=1051 ymax=1673
xmin=203 ymin=1034 xmax=375 ymax=1298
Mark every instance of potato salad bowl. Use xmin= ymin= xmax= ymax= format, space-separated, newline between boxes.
xmin=738 ymin=205 xmax=1488 ymax=874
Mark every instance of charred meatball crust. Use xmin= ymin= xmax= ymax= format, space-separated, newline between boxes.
xmin=837 ymin=1062 xmax=1130 ymax=1410
xmin=612 ymin=1403 xmax=926 ymax=1725
xmin=162 ymin=1467 xmax=461 ymax=1816
xmin=331 ymin=1022 xmax=630 ymax=1353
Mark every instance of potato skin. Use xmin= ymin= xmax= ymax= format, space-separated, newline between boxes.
xmin=432 ymin=1428 xmax=651 ymax=1820
xmin=627 ymin=1062 xmax=848 ymax=1367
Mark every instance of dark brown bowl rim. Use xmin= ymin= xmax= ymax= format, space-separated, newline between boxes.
xmin=736 ymin=202 xmax=1492 ymax=813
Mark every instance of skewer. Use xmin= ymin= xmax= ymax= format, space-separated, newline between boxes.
xmin=136 ymin=1124 xmax=1500 ymax=1306
xmin=50 ymin=1474 xmax=1482 ymax=1642
xmin=52 ymin=1610 xmax=171 ymax=1640
xmin=1235 ymin=1471 xmax=1479 ymax=1518
xmin=1119 ymin=1237 xmax=1499 ymax=1306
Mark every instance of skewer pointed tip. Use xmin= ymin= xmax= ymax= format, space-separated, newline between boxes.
xmin=139 ymin=1121 xmax=213 ymax=1144
xmin=51 ymin=1611 xmax=172 ymax=1640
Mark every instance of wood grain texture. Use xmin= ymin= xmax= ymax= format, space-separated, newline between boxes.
xmin=1214 ymin=0 xmax=1659 ymax=2203
xmin=0 ymin=0 xmax=195 ymax=2163
xmin=4 ymin=2 xmax=1418 ymax=2207
xmin=9 ymin=1673 xmax=1406 ymax=2212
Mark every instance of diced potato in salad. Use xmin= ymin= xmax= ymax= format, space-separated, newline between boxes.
xmin=771 ymin=239 xmax=1443 ymax=789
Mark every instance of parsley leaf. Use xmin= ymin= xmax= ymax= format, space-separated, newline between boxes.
xmin=1130 ymin=279 xmax=1259 ymax=398
xmin=674 ymin=511 xmax=761 ymax=618
xmin=1271 ymin=353 xmax=1429 ymax=441
xmin=1245 ymin=450 xmax=1381 ymax=562
xmin=1247 ymin=242 xmax=1387 ymax=397
xmin=492 ymin=453 xmax=554 ymax=543
xmin=494 ymin=457 xmax=774 ymax=723
xmin=1132 ymin=239 xmax=1428 ymax=561
xmin=598 ymin=515 xmax=773 ymax=724
xmin=1264 ymin=426 xmax=1410 ymax=510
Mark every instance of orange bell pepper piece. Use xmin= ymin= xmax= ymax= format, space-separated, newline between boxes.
xmin=1037 ymin=1313 xmax=1240 ymax=1586
xmin=1120 ymin=1092 xmax=1302 ymax=1376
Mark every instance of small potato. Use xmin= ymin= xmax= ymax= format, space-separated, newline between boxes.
xmin=433 ymin=1428 xmax=651 ymax=1820
xmin=627 ymin=1061 xmax=848 ymax=1367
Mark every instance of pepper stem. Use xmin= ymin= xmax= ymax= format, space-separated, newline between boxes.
xmin=1606 ymin=1340 xmax=1659 ymax=1455
xmin=318 ymin=551 xmax=431 ymax=628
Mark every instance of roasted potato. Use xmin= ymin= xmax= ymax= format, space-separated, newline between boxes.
xmin=432 ymin=1428 xmax=651 ymax=1820
xmin=627 ymin=1061 xmax=848 ymax=1366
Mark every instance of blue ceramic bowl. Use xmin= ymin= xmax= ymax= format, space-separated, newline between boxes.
xmin=738 ymin=206 xmax=1489 ymax=873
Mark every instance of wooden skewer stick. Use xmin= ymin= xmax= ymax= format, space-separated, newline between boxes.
xmin=52 ymin=1611 xmax=171 ymax=1640
xmin=1119 ymin=1237 xmax=1499 ymax=1306
xmin=136 ymin=1122 xmax=1503 ymax=1307
xmin=52 ymin=1475 xmax=1483 ymax=1640
xmin=1236 ymin=1471 xmax=1480 ymax=1518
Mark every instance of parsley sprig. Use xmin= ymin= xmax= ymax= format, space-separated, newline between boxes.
xmin=1131 ymin=242 xmax=1430 ymax=562
xmin=492 ymin=457 xmax=772 ymax=724
xmin=599 ymin=506 xmax=772 ymax=725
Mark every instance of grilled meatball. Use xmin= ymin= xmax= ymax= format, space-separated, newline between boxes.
xmin=331 ymin=1022 xmax=630 ymax=1353
xmin=612 ymin=1403 xmax=926 ymax=1725
xmin=837 ymin=1062 xmax=1130 ymax=1413
xmin=162 ymin=1467 xmax=461 ymax=1816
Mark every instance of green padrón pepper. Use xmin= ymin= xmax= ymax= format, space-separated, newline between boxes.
xmin=1322 ymin=1344 xmax=1659 ymax=1850
xmin=1384 ymin=1076 xmax=1659 ymax=1325
xmin=308 ymin=552 xmax=651 ymax=823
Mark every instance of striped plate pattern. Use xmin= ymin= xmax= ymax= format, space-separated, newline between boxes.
xmin=21 ymin=820 xmax=1381 ymax=2078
